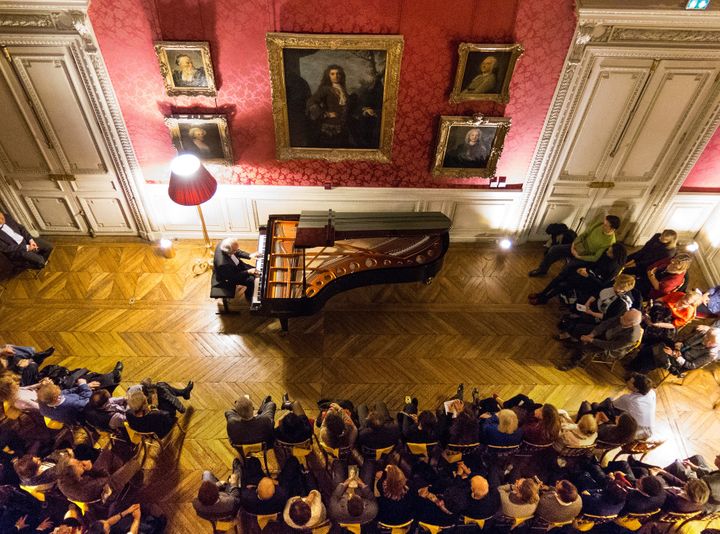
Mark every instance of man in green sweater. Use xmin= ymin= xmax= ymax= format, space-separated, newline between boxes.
xmin=529 ymin=215 xmax=620 ymax=277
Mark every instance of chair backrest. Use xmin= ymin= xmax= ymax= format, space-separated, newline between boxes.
xmin=614 ymin=509 xmax=661 ymax=531
xmin=406 ymin=442 xmax=438 ymax=460
xmin=69 ymin=498 xmax=100 ymax=516
xmin=552 ymin=442 xmax=595 ymax=457
xmin=245 ymin=511 xmax=278 ymax=530
xmin=572 ymin=513 xmax=618 ymax=531
xmin=361 ymin=443 xmax=396 ymax=461
xmin=209 ymin=517 xmax=238 ymax=533
xmin=417 ymin=522 xmax=445 ymax=534
xmin=2 ymin=400 xmax=21 ymax=420
xmin=43 ymin=416 xmax=64 ymax=430
xmin=123 ymin=421 xmax=157 ymax=445
xmin=486 ymin=443 xmax=520 ymax=458
xmin=236 ymin=441 xmax=267 ymax=456
xmin=339 ymin=522 xmax=362 ymax=534
xmin=445 ymin=442 xmax=481 ymax=463
xmin=377 ymin=519 xmax=414 ymax=534
xmin=319 ymin=439 xmax=352 ymax=460
xmin=463 ymin=515 xmax=491 ymax=529
xmin=619 ymin=439 xmax=664 ymax=457
xmin=275 ymin=437 xmax=313 ymax=467
xmin=19 ymin=484 xmax=48 ymax=502
xmin=655 ymin=509 xmax=702 ymax=523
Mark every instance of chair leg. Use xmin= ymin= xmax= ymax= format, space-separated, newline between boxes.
xmin=222 ymin=298 xmax=229 ymax=313
xmin=262 ymin=449 xmax=270 ymax=475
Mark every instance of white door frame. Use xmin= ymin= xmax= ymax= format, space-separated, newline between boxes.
xmin=0 ymin=0 xmax=157 ymax=239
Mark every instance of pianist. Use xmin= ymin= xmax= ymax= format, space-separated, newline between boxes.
xmin=214 ymin=238 xmax=258 ymax=302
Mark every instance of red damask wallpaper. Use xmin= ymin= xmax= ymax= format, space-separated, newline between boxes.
xmin=88 ymin=0 xmax=576 ymax=188
xmin=683 ymin=128 xmax=720 ymax=190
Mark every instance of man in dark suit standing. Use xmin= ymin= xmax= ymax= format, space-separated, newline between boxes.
xmin=0 ymin=212 xmax=53 ymax=269
xmin=214 ymin=238 xmax=258 ymax=302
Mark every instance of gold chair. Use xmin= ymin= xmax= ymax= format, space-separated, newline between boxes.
xmin=493 ymin=514 xmax=534 ymax=531
xmin=443 ymin=442 xmax=481 ymax=463
xmin=68 ymin=498 xmax=100 ymax=516
xmin=377 ymin=519 xmax=414 ymax=534
xmin=552 ymin=442 xmax=595 ymax=464
xmin=612 ymin=439 xmax=664 ymax=462
xmin=233 ymin=441 xmax=270 ymax=475
xmin=515 ymin=440 xmax=553 ymax=458
xmin=361 ymin=443 xmax=396 ymax=462
xmin=614 ymin=509 xmax=661 ymax=531
xmin=593 ymin=439 xmax=623 ymax=464
xmin=243 ymin=511 xmax=278 ymax=531
xmin=530 ymin=517 xmax=574 ymax=532
xmin=338 ymin=522 xmax=363 ymax=534
xmin=417 ymin=521 xmax=448 ymax=534
xmin=19 ymin=483 xmax=53 ymax=502
xmin=653 ymin=509 xmax=702 ymax=527
xmin=317 ymin=437 xmax=354 ymax=469
xmin=485 ymin=443 xmax=520 ymax=460
xmin=274 ymin=437 xmax=315 ymax=469
xmin=2 ymin=400 xmax=20 ymax=420
xmin=463 ymin=515 xmax=493 ymax=529
xmin=405 ymin=441 xmax=438 ymax=461
xmin=571 ymin=513 xmax=618 ymax=531
xmin=204 ymin=517 xmax=239 ymax=534
xmin=592 ymin=330 xmax=643 ymax=373
xmin=43 ymin=416 xmax=64 ymax=430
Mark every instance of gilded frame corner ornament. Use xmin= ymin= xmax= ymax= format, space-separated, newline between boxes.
xmin=449 ymin=43 xmax=524 ymax=104
xmin=266 ymin=32 xmax=404 ymax=162
xmin=431 ymin=115 xmax=511 ymax=178
xmin=165 ymin=114 xmax=234 ymax=165
xmin=154 ymin=41 xmax=217 ymax=97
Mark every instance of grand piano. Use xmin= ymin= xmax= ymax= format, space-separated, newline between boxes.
xmin=250 ymin=210 xmax=452 ymax=330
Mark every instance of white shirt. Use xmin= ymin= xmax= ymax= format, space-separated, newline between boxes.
xmin=0 ymin=224 xmax=23 ymax=245
xmin=613 ymin=390 xmax=656 ymax=439
xmin=230 ymin=254 xmax=240 ymax=266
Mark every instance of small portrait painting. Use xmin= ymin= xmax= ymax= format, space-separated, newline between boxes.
xmin=266 ymin=33 xmax=404 ymax=162
xmin=165 ymin=115 xmax=233 ymax=164
xmin=449 ymin=43 xmax=523 ymax=104
xmin=432 ymin=116 xmax=511 ymax=178
xmin=154 ymin=41 xmax=217 ymax=96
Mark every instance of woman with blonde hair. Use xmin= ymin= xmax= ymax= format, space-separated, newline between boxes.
xmin=481 ymin=408 xmax=523 ymax=447
xmin=498 ymin=477 xmax=541 ymax=520
xmin=556 ymin=412 xmax=598 ymax=448
xmin=0 ymin=371 xmax=43 ymax=413
xmin=375 ymin=464 xmax=414 ymax=525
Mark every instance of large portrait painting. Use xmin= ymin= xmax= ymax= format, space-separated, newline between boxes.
xmin=154 ymin=41 xmax=217 ymax=96
xmin=432 ymin=116 xmax=511 ymax=178
xmin=165 ymin=115 xmax=233 ymax=165
xmin=266 ymin=33 xmax=404 ymax=162
xmin=449 ymin=43 xmax=523 ymax=104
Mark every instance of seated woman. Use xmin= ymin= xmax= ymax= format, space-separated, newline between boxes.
xmin=375 ymin=464 xmax=415 ymax=526
xmin=439 ymin=402 xmax=479 ymax=446
xmin=664 ymin=478 xmax=710 ymax=514
xmin=699 ymin=285 xmax=720 ymax=318
xmin=596 ymin=413 xmax=638 ymax=446
xmin=556 ymin=413 xmax=597 ymax=449
xmin=0 ymin=344 xmax=54 ymax=386
xmin=319 ymin=403 xmax=358 ymax=450
xmin=0 ymin=372 xmax=42 ymax=413
xmin=638 ymin=253 xmax=692 ymax=299
xmin=521 ymin=404 xmax=562 ymax=446
xmin=624 ymin=229 xmax=678 ymax=277
xmin=640 ymin=290 xmax=703 ymax=348
xmin=557 ymin=274 xmax=639 ymax=341
xmin=628 ymin=325 xmax=719 ymax=375
xmin=397 ymin=396 xmax=439 ymax=444
xmin=481 ymin=409 xmax=523 ymax=447
xmin=529 ymin=244 xmax=627 ymax=305
xmin=497 ymin=478 xmax=541 ymax=521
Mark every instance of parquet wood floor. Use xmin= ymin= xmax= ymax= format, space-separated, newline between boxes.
xmin=1 ymin=238 xmax=719 ymax=533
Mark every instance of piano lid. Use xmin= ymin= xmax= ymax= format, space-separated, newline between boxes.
xmin=294 ymin=210 xmax=452 ymax=248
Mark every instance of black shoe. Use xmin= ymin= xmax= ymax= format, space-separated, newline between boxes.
xmin=412 ymin=397 xmax=418 ymax=407
xmin=34 ymin=346 xmax=55 ymax=365
xmin=262 ymin=395 xmax=272 ymax=406
xmin=557 ymin=361 xmax=577 ymax=371
xmin=281 ymin=392 xmax=292 ymax=411
xmin=232 ymin=457 xmax=243 ymax=472
xmin=471 ymin=387 xmax=479 ymax=403
xmin=181 ymin=381 xmax=194 ymax=400
xmin=112 ymin=361 xmax=124 ymax=382
xmin=456 ymin=383 xmax=464 ymax=401
xmin=528 ymin=269 xmax=547 ymax=277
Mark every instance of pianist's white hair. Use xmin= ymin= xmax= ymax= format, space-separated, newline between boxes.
xmin=220 ymin=237 xmax=239 ymax=254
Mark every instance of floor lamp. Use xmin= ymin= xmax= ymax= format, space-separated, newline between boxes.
xmin=168 ymin=154 xmax=218 ymax=275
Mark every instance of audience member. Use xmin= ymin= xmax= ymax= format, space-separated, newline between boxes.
xmin=535 ymin=479 xmax=582 ymax=524
xmin=357 ymin=402 xmax=401 ymax=452
xmin=226 ymin=395 xmax=275 ymax=447
xmin=497 ymin=478 xmax=540 ymax=519
xmin=629 ymin=325 xmax=719 ymax=375
xmin=624 ymin=229 xmax=678 ymax=277
xmin=319 ymin=402 xmax=357 ymax=450
xmin=639 ymin=253 xmax=692 ymax=299
xmin=125 ymin=388 xmax=176 ymax=439
xmin=284 ymin=487 xmax=327 ymax=529
xmin=0 ymin=211 xmax=53 ymax=269
xmin=327 ymin=461 xmax=378 ymax=525
xmin=193 ymin=459 xmax=242 ymax=521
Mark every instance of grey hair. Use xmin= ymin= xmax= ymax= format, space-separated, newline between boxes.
xmin=127 ymin=389 xmax=148 ymax=412
xmin=220 ymin=238 xmax=238 ymax=254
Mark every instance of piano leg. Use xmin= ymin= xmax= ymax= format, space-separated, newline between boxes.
xmin=279 ymin=317 xmax=289 ymax=332
xmin=222 ymin=298 xmax=230 ymax=313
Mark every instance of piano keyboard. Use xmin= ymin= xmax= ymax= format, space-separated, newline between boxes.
xmin=251 ymin=229 xmax=267 ymax=306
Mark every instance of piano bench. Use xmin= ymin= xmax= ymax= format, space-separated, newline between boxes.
xmin=210 ymin=273 xmax=236 ymax=314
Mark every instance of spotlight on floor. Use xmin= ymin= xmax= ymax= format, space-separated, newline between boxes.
xmin=686 ymin=241 xmax=699 ymax=253
xmin=499 ymin=238 xmax=513 ymax=251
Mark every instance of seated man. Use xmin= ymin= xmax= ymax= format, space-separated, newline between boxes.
xmin=214 ymin=238 xmax=258 ymax=302
xmin=55 ymin=448 xmax=142 ymax=504
xmin=193 ymin=459 xmax=243 ymax=521
xmin=83 ymin=390 xmax=127 ymax=431
xmin=125 ymin=388 xmax=177 ymax=439
xmin=558 ymin=309 xmax=642 ymax=371
xmin=357 ymin=402 xmax=400 ymax=452
xmin=274 ymin=394 xmax=313 ymax=444
xmin=0 ymin=344 xmax=54 ymax=386
xmin=535 ymin=480 xmax=582 ymax=525
xmin=226 ymin=395 xmax=275 ymax=447
xmin=240 ymin=472 xmax=288 ymax=517
xmin=37 ymin=379 xmax=95 ymax=425
xmin=630 ymin=325 xmax=719 ymax=376
xmin=13 ymin=453 xmax=58 ymax=488
xmin=529 ymin=215 xmax=620 ymax=277
xmin=621 ymin=474 xmax=667 ymax=515
xmin=0 ymin=212 xmax=53 ymax=270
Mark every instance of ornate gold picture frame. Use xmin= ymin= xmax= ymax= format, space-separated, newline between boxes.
xmin=154 ymin=41 xmax=217 ymax=97
xmin=266 ymin=32 xmax=404 ymax=162
xmin=449 ymin=43 xmax=524 ymax=104
xmin=165 ymin=114 xmax=233 ymax=165
xmin=431 ymin=115 xmax=511 ymax=178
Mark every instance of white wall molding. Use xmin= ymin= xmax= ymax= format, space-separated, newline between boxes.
xmin=142 ymin=184 xmax=523 ymax=243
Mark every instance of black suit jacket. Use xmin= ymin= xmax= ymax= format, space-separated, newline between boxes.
xmin=225 ymin=410 xmax=274 ymax=446
xmin=213 ymin=244 xmax=254 ymax=286
xmin=0 ymin=213 xmax=32 ymax=258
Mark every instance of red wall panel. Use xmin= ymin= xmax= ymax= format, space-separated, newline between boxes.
xmin=89 ymin=0 xmax=576 ymax=188
xmin=683 ymin=128 xmax=720 ymax=190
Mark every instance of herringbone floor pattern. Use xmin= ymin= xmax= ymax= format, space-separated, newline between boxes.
xmin=1 ymin=238 xmax=718 ymax=533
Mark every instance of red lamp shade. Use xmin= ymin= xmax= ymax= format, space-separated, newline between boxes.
xmin=168 ymin=156 xmax=218 ymax=206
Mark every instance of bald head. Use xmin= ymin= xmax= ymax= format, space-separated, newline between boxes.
xmin=257 ymin=477 xmax=276 ymax=500
xmin=620 ymin=308 xmax=642 ymax=327
xmin=470 ymin=475 xmax=489 ymax=498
